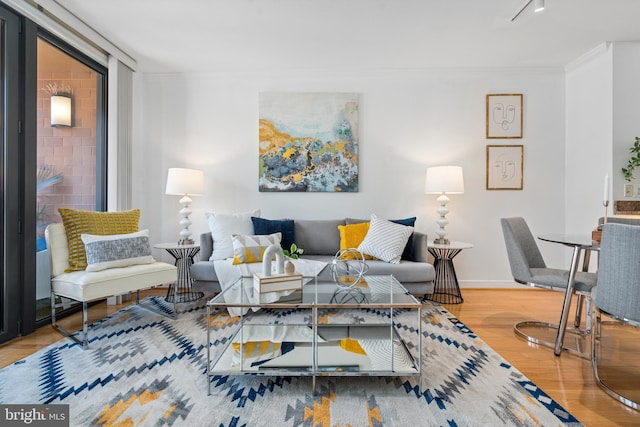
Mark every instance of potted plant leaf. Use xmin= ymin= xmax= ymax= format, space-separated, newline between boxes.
xmin=283 ymin=243 xmax=303 ymax=274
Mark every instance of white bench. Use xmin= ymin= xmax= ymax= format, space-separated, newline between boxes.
xmin=45 ymin=223 xmax=178 ymax=349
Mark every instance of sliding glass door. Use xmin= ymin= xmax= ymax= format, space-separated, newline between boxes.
xmin=35 ymin=35 xmax=107 ymax=323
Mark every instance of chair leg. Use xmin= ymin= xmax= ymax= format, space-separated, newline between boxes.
xmin=50 ymin=290 xmax=57 ymax=328
xmin=574 ymin=248 xmax=593 ymax=329
xmin=51 ymin=289 xmax=177 ymax=350
xmin=574 ymin=294 xmax=584 ymax=328
xmin=81 ymin=302 xmax=89 ymax=349
xmin=591 ymin=308 xmax=640 ymax=410
xmin=514 ymin=290 xmax=592 ymax=359
xmin=50 ymin=290 xmax=90 ymax=350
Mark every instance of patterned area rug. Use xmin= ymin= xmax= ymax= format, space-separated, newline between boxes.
xmin=0 ymin=297 xmax=582 ymax=426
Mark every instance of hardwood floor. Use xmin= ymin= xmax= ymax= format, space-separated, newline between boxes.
xmin=447 ymin=289 xmax=640 ymax=427
xmin=0 ymin=288 xmax=638 ymax=426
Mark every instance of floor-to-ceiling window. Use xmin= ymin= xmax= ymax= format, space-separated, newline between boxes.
xmin=35 ymin=36 xmax=107 ymax=323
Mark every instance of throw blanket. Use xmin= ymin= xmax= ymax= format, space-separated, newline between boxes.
xmin=213 ymin=258 xmax=327 ymax=316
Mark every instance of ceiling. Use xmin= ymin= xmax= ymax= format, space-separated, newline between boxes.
xmin=53 ymin=0 xmax=640 ymax=73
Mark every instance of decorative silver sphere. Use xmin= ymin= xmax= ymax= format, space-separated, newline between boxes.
xmin=330 ymin=248 xmax=368 ymax=289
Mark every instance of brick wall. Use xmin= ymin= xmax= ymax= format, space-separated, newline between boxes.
xmin=37 ymin=69 xmax=97 ymax=235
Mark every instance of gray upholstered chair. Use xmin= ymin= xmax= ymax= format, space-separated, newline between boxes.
xmin=591 ymin=222 xmax=640 ymax=410
xmin=500 ymin=217 xmax=597 ymax=356
xmin=598 ymin=216 xmax=640 ymax=226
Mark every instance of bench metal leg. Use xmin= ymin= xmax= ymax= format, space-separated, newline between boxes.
xmin=51 ymin=291 xmax=90 ymax=349
xmin=51 ymin=289 xmax=177 ymax=350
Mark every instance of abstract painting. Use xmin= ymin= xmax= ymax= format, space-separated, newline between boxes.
xmin=259 ymin=92 xmax=359 ymax=192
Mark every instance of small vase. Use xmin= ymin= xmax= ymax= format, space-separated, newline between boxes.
xmin=284 ymin=260 xmax=295 ymax=275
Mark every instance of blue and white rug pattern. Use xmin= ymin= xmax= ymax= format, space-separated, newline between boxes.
xmin=0 ymin=297 xmax=582 ymax=426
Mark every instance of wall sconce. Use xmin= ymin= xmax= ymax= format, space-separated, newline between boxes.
xmin=165 ymin=168 xmax=205 ymax=245
xmin=51 ymin=95 xmax=72 ymax=127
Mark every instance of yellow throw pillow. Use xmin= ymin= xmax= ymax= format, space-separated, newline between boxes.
xmin=59 ymin=208 xmax=141 ymax=272
xmin=337 ymin=223 xmax=378 ymax=260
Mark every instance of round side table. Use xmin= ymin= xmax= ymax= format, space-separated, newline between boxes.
xmin=155 ymin=242 xmax=204 ymax=303
xmin=425 ymin=241 xmax=473 ymax=304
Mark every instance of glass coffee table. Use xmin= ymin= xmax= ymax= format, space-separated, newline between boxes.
xmin=206 ymin=275 xmax=422 ymax=394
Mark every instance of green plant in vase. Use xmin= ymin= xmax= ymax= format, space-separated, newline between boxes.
xmin=283 ymin=243 xmax=303 ymax=274
xmin=621 ymin=136 xmax=640 ymax=182
xmin=283 ymin=243 xmax=304 ymax=259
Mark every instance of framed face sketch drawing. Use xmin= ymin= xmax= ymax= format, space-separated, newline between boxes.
xmin=486 ymin=145 xmax=523 ymax=190
xmin=486 ymin=94 xmax=523 ymax=139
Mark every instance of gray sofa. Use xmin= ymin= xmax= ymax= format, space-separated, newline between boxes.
xmin=190 ymin=218 xmax=435 ymax=297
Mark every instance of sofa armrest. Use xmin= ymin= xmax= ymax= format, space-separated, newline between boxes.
xmin=199 ymin=232 xmax=213 ymax=261
xmin=412 ymin=231 xmax=428 ymax=262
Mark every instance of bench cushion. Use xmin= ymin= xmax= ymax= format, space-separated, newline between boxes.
xmin=52 ymin=262 xmax=177 ymax=302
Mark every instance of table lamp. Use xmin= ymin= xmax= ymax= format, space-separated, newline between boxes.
xmin=165 ymin=168 xmax=204 ymax=244
xmin=425 ymin=165 xmax=464 ymax=245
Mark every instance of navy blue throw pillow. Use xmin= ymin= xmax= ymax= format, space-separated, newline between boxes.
xmin=390 ymin=217 xmax=417 ymax=261
xmin=251 ymin=217 xmax=295 ymax=251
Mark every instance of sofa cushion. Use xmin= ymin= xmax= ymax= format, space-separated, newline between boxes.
xmin=346 ymin=216 xmax=416 ymax=261
xmin=206 ymin=209 xmax=260 ymax=260
xmin=231 ymin=233 xmax=282 ymax=264
xmin=251 ymin=217 xmax=295 ymax=250
xmin=59 ymin=208 xmax=140 ymax=272
xmin=301 ymin=255 xmax=434 ymax=284
xmin=81 ymin=230 xmax=155 ymax=272
xmin=337 ymin=222 xmax=377 ymax=260
xmin=294 ymin=219 xmax=345 ymax=255
xmin=357 ymin=215 xmax=413 ymax=264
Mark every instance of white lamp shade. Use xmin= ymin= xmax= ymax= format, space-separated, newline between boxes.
xmin=51 ymin=95 xmax=71 ymax=127
xmin=165 ymin=168 xmax=204 ymax=196
xmin=425 ymin=166 xmax=464 ymax=194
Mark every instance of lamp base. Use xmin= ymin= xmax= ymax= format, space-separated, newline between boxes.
xmin=178 ymin=238 xmax=195 ymax=245
xmin=433 ymin=237 xmax=450 ymax=245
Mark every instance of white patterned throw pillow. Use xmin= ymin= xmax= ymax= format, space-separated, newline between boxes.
xmin=205 ymin=209 xmax=261 ymax=260
xmin=81 ymin=229 xmax=155 ymax=272
xmin=357 ymin=214 xmax=414 ymax=264
xmin=231 ymin=232 xmax=282 ymax=265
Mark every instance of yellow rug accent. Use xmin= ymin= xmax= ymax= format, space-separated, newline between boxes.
xmin=339 ymin=338 xmax=367 ymax=355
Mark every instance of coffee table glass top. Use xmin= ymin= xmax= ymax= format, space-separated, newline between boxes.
xmin=207 ymin=274 xmax=420 ymax=309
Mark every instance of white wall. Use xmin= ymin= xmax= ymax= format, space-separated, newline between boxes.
xmin=565 ymin=44 xmax=613 ymax=238
xmin=565 ymin=41 xmax=640 ymax=245
xmin=612 ymin=42 xmax=640 ymax=201
xmin=133 ymin=68 xmax=569 ymax=287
